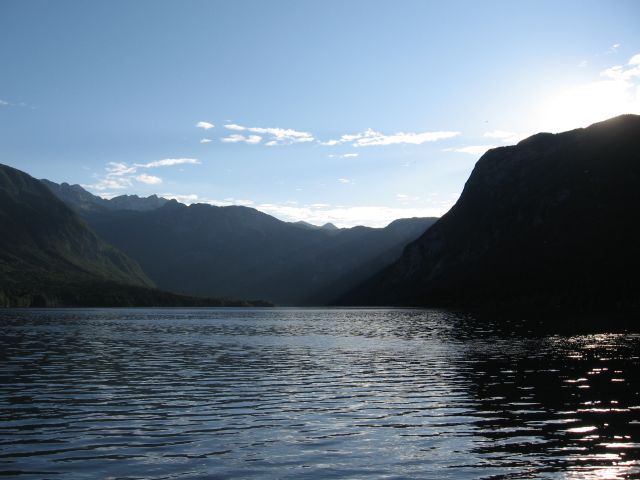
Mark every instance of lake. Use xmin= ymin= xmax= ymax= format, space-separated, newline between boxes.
xmin=1 ymin=308 xmax=639 ymax=479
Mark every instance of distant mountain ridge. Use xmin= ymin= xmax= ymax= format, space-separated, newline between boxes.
xmin=41 ymin=181 xmax=437 ymax=305
xmin=0 ymin=163 xmax=151 ymax=305
xmin=0 ymin=164 xmax=271 ymax=307
xmin=41 ymin=180 xmax=169 ymax=212
xmin=338 ymin=114 xmax=640 ymax=312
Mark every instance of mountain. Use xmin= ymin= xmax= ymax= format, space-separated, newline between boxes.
xmin=1 ymin=164 xmax=268 ymax=307
xmin=338 ymin=115 xmax=640 ymax=313
xmin=42 ymin=182 xmax=437 ymax=305
xmin=41 ymin=180 xmax=168 ymax=212
xmin=0 ymin=163 xmax=151 ymax=305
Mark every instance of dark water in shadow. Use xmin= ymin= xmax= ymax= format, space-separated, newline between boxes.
xmin=0 ymin=308 xmax=639 ymax=479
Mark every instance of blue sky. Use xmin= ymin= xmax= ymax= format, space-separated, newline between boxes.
xmin=1 ymin=0 xmax=639 ymax=226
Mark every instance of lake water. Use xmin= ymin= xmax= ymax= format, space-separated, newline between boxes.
xmin=1 ymin=308 xmax=639 ymax=479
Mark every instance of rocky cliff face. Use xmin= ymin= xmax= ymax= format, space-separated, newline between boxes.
xmin=339 ymin=115 xmax=640 ymax=312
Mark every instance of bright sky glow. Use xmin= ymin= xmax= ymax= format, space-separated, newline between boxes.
xmin=1 ymin=0 xmax=639 ymax=226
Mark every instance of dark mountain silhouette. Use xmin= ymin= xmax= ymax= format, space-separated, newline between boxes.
xmin=41 ymin=180 xmax=168 ymax=212
xmin=321 ymin=222 xmax=339 ymax=231
xmin=292 ymin=220 xmax=339 ymax=232
xmin=0 ymin=164 xmax=269 ymax=307
xmin=42 ymin=182 xmax=437 ymax=305
xmin=338 ymin=115 xmax=640 ymax=312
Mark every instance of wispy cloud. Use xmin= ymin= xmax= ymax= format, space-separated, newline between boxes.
xmin=247 ymin=126 xmax=314 ymax=145
xmin=601 ymin=53 xmax=640 ymax=81
xmin=537 ymin=51 xmax=640 ymax=132
xmin=224 ymin=123 xmax=246 ymax=131
xmin=605 ymin=43 xmax=621 ymax=54
xmin=221 ymin=134 xmax=262 ymax=144
xmin=136 ymin=158 xmax=201 ymax=168
xmin=218 ymin=123 xmax=314 ymax=145
xmin=136 ymin=174 xmax=163 ymax=185
xmin=161 ymin=193 xmax=199 ymax=204
xmin=85 ymin=158 xmax=200 ymax=192
xmin=319 ymin=139 xmax=340 ymax=146
xmin=0 ymin=98 xmax=32 ymax=109
xmin=84 ymin=162 xmax=136 ymax=191
xmin=200 ymin=138 xmax=212 ymax=144
xmin=202 ymin=120 xmax=460 ymax=150
xmin=321 ymin=129 xmax=460 ymax=147
xmin=328 ymin=153 xmax=360 ymax=158
xmin=196 ymin=121 xmax=215 ymax=130
xmin=212 ymin=197 xmax=255 ymax=207
xmin=256 ymin=203 xmax=449 ymax=228
xmin=153 ymin=195 xmax=454 ymax=227
xmin=338 ymin=178 xmax=352 ymax=184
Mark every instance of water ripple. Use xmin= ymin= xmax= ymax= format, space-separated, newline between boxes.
xmin=0 ymin=308 xmax=639 ymax=479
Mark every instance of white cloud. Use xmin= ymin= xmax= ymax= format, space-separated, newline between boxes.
xmin=136 ymin=174 xmax=162 ymax=185
xmin=221 ymin=198 xmax=254 ymax=206
xmin=246 ymin=135 xmax=262 ymax=144
xmin=218 ymin=122 xmax=315 ymax=145
xmin=83 ymin=162 xmax=136 ymax=191
xmin=224 ymin=123 xmax=246 ymax=131
xmin=247 ymin=126 xmax=314 ymax=145
xmin=84 ymin=158 xmax=200 ymax=192
xmin=193 ymin=197 xmax=256 ymax=207
xmin=356 ymin=130 xmax=460 ymax=147
xmin=536 ymin=52 xmax=640 ymax=132
xmin=0 ymin=98 xmax=31 ymax=109
xmin=321 ymin=128 xmax=460 ymax=147
xmin=196 ymin=121 xmax=215 ymax=130
xmin=162 ymin=193 xmax=199 ymax=204
xmin=601 ymin=54 xmax=640 ymax=81
xmin=221 ymin=134 xmax=262 ymax=144
xmin=220 ymin=121 xmax=459 ymax=149
xmin=328 ymin=153 xmax=360 ymax=159
xmin=446 ymin=145 xmax=497 ymax=155
xmin=256 ymin=203 xmax=449 ymax=228
xmin=200 ymin=138 xmax=212 ymax=144
xmin=607 ymin=43 xmax=621 ymax=54
xmin=84 ymin=178 xmax=132 ymax=191
xmin=150 ymin=195 xmax=454 ymax=228
xmin=107 ymin=161 xmax=137 ymax=176
xmin=221 ymin=134 xmax=245 ymax=143
xmin=338 ymin=178 xmax=352 ymax=184
xmin=136 ymin=158 xmax=201 ymax=168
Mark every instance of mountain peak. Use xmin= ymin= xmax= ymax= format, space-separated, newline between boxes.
xmin=339 ymin=114 xmax=640 ymax=312
xmin=321 ymin=222 xmax=339 ymax=230
xmin=41 ymin=180 xmax=169 ymax=212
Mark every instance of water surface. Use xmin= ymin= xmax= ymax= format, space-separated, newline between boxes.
xmin=1 ymin=308 xmax=639 ymax=479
